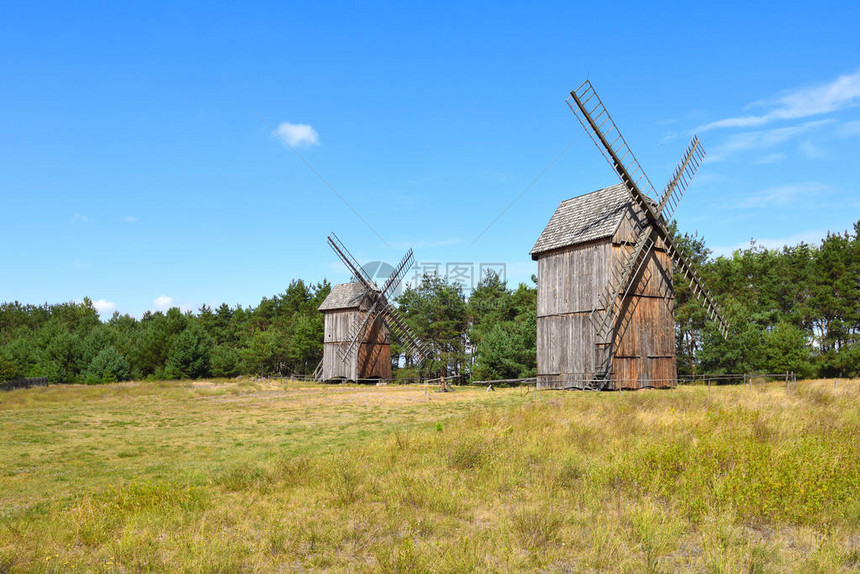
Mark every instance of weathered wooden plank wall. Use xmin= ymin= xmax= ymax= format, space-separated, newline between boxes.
xmin=614 ymin=203 xmax=648 ymax=244
xmin=322 ymin=309 xmax=391 ymax=380
xmin=536 ymin=240 xmax=610 ymax=388
xmin=537 ymin=241 xmax=609 ymax=318
xmin=356 ymin=317 xmax=391 ymax=379
xmin=322 ymin=341 xmax=354 ymax=380
xmin=610 ymin=240 xmax=676 ymax=388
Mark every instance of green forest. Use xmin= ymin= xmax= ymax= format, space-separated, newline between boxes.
xmin=1 ymin=223 xmax=857 ymax=384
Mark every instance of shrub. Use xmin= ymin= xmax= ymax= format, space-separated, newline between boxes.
xmin=0 ymin=352 xmax=17 ymax=382
xmin=210 ymin=344 xmax=240 ymax=378
xmin=164 ymin=327 xmax=213 ymax=379
xmin=85 ymin=346 xmax=131 ymax=384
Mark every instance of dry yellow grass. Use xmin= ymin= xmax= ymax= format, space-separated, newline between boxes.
xmin=1 ymin=379 xmax=858 ymax=572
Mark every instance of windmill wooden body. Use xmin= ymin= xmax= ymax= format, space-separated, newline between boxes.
xmin=316 ymin=233 xmax=428 ymax=382
xmin=318 ymin=282 xmax=392 ymax=380
xmin=531 ymin=81 xmax=729 ymax=390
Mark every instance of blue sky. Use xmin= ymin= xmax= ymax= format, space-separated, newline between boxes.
xmin=1 ymin=1 xmax=858 ymax=318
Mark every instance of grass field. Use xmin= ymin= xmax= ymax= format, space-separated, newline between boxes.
xmin=1 ymin=378 xmax=858 ymax=572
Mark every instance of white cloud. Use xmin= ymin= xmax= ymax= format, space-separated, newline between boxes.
xmin=698 ymin=70 xmax=860 ymax=131
xmin=124 ymin=216 xmax=138 ymax=223
xmin=153 ymin=295 xmax=174 ymax=311
xmin=92 ymin=299 xmax=117 ymax=316
xmin=151 ymin=295 xmax=196 ymax=314
xmin=737 ymin=182 xmax=827 ymax=209
xmin=707 ymin=119 xmax=832 ymax=161
xmin=71 ymin=213 xmax=88 ymax=223
xmin=275 ymin=122 xmax=320 ymax=147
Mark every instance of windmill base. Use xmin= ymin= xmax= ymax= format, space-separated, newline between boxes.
xmin=536 ymin=370 xmax=676 ymax=391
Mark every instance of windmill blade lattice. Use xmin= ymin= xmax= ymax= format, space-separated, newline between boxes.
xmin=567 ymin=80 xmax=661 ymax=209
xmin=662 ymin=235 xmax=730 ymax=338
xmin=337 ymin=306 xmax=377 ymax=362
xmin=327 ymin=235 xmax=429 ymax=365
xmin=568 ymin=82 xmax=729 ymax=343
xmin=375 ymin=250 xmax=432 ymax=359
xmin=327 ymin=233 xmax=377 ymax=290
xmin=590 ymin=136 xmax=707 ymax=344
xmin=379 ymin=302 xmax=431 ymax=362
xmin=379 ymin=248 xmax=415 ymax=301
xmin=338 ymin=251 xmax=409 ymax=362
xmin=657 ymin=135 xmax=705 ymax=220
xmin=337 ymin=247 xmax=414 ymax=360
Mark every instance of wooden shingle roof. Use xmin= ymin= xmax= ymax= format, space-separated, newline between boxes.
xmin=530 ymin=183 xmax=630 ymax=260
xmin=318 ymin=282 xmax=371 ymax=311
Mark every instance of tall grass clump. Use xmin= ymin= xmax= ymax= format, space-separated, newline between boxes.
xmin=215 ymin=461 xmax=273 ymax=492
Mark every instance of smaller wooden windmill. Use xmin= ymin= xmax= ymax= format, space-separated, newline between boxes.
xmin=531 ymin=80 xmax=730 ymax=390
xmin=316 ymin=233 xmax=428 ymax=382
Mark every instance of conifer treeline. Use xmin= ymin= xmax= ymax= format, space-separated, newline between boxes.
xmin=0 ymin=223 xmax=856 ymax=383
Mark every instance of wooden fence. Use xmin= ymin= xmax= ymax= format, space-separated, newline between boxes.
xmin=0 ymin=377 xmax=49 ymax=391
xmin=289 ymin=371 xmax=802 ymax=390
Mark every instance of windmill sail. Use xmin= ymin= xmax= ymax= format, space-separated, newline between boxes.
xmin=657 ymin=135 xmax=705 ymax=220
xmin=328 ymin=236 xmax=429 ymax=365
xmin=591 ymin=136 xmax=707 ymax=344
xmin=338 ymin=252 xmax=408 ymax=361
xmin=380 ymin=302 xmax=430 ymax=360
xmin=568 ymin=80 xmax=661 ymax=211
xmin=568 ymin=81 xmax=729 ymax=344
xmin=327 ymin=233 xmax=377 ymax=290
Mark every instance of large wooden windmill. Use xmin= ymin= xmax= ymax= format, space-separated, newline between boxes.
xmin=530 ymin=80 xmax=729 ymax=390
xmin=316 ymin=233 xmax=428 ymax=382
